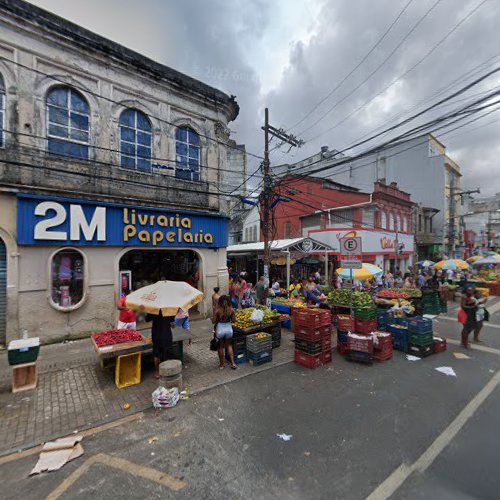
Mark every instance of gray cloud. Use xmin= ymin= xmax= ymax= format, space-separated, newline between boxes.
xmin=28 ymin=0 xmax=500 ymax=196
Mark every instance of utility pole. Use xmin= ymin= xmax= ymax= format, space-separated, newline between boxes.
xmin=260 ymin=108 xmax=302 ymax=288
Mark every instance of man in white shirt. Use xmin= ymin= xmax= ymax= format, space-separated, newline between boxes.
xmin=446 ymin=268 xmax=454 ymax=283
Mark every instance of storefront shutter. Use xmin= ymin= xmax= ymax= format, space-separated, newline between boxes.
xmin=0 ymin=239 xmax=6 ymax=344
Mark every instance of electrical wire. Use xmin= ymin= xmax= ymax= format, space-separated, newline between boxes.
xmin=296 ymin=0 xmax=444 ymax=138
xmin=0 ymin=54 xmax=265 ymax=161
xmin=287 ymin=0 xmax=415 ymax=132
xmin=304 ymin=0 xmax=488 ymax=145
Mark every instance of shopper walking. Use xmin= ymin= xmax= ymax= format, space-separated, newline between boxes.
xmin=213 ymin=295 xmax=236 ymax=370
xmin=211 ymin=287 xmax=220 ymax=324
xmin=255 ymin=276 xmax=268 ymax=305
xmin=473 ymin=289 xmax=488 ymax=343
xmin=459 ymin=287 xmax=477 ymax=349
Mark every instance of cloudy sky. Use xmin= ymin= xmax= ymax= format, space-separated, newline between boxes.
xmin=29 ymin=0 xmax=500 ymax=196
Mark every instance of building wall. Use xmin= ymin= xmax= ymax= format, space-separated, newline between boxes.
xmin=242 ymin=205 xmax=260 ymax=242
xmin=332 ymin=135 xmax=446 ymax=243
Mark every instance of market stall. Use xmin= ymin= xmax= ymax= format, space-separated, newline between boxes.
xmin=227 ymin=237 xmax=335 ymax=289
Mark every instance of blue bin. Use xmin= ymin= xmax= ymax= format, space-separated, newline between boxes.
xmin=271 ymin=303 xmax=291 ymax=314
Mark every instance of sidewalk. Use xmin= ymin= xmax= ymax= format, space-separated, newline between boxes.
xmin=0 ymin=320 xmax=294 ymax=456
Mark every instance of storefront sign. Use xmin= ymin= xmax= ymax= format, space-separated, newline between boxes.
xmin=309 ymin=228 xmax=414 ymax=255
xmin=17 ymin=195 xmax=228 ymax=248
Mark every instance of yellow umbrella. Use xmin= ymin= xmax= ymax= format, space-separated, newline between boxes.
xmin=126 ymin=280 xmax=204 ymax=316
xmin=336 ymin=263 xmax=383 ymax=281
xmin=466 ymin=255 xmax=483 ymax=263
xmin=433 ymin=259 xmax=469 ymax=270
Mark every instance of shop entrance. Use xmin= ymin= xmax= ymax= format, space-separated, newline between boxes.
xmin=118 ymin=249 xmax=201 ymax=298
xmin=0 ymin=238 xmax=6 ymax=345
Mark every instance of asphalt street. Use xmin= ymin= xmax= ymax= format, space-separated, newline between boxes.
xmin=1 ymin=302 xmax=500 ymax=499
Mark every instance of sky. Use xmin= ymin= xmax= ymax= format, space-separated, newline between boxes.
xmin=28 ymin=0 xmax=500 ymax=197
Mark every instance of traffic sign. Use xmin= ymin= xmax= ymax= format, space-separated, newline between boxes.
xmin=340 ymin=259 xmax=362 ymax=269
xmin=340 ymin=237 xmax=362 ymax=257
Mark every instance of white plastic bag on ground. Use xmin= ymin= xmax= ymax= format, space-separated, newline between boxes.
xmin=250 ymin=309 xmax=264 ymax=323
xmin=152 ymin=386 xmax=179 ymax=409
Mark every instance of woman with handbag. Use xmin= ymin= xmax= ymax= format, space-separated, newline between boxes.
xmin=213 ymin=295 xmax=237 ymax=370
xmin=459 ymin=287 xmax=477 ymax=349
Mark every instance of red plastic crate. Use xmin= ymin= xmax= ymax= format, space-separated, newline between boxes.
xmin=354 ymin=318 xmax=377 ymax=335
xmin=373 ymin=350 xmax=393 ymax=362
xmin=337 ymin=342 xmax=348 ymax=356
xmin=347 ymin=333 xmax=374 ymax=353
xmin=294 ymin=350 xmax=322 ymax=369
xmin=321 ymin=349 xmax=333 ymax=364
xmin=433 ymin=336 xmax=447 ymax=353
xmin=373 ymin=333 xmax=392 ymax=351
xmin=294 ymin=308 xmax=331 ymax=329
xmin=295 ymin=324 xmax=331 ymax=341
xmin=321 ymin=336 xmax=332 ymax=351
xmin=336 ymin=314 xmax=354 ymax=331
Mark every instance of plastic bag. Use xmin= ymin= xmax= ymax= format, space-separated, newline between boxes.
xmin=457 ymin=308 xmax=467 ymax=325
xmin=250 ymin=309 xmax=264 ymax=323
xmin=152 ymin=386 xmax=179 ymax=409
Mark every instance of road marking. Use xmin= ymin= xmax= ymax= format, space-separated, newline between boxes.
xmin=0 ymin=412 xmax=143 ymax=466
xmin=46 ymin=452 xmax=187 ymax=499
xmin=486 ymin=299 xmax=500 ymax=315
xmin=438 ymin=315 xmax=500 ymax=330
xmin=366 ymin=369 xmax=500 ymax=500
xmin=446 ymin=338 xmax=500 ymax=356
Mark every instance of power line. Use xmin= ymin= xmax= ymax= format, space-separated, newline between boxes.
xmin=287 ymin=0 xmax=415 ymax=132
xmin=296 ymin=0 xmax=443 ymax=138
xmin=305 ymin=0 xmax=488 ymax=145
xmin=0 ymin=54 xmax=265 ymax=161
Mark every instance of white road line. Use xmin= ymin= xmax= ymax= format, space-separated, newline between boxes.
xmin=487 ymin=299 xmax=500 ymax=314
xmin=438 ymin=315 xmax=500 ymax=330
xmin=366 ymin=370 xmax=500 ymax=500
xmin=446 ymin=338 xmax=500 ymax=356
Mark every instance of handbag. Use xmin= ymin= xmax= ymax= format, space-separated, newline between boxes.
xmin=457 ymin=308 xmax=467 ymax=325
xmin=484 ymin=308 xmax=490 ymax=322
xmin=210 ymin=335 xmax=219 ymax=351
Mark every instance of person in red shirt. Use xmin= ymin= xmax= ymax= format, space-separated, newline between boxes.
xmin=117 ymin=293 xmax=137 ymax=330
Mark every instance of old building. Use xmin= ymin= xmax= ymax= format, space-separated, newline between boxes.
xmin=0 ymin=0 xmax=242 ymax=344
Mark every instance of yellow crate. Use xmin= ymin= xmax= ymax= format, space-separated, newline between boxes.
xmin=115 ymin=352 xmax=141 ymax=389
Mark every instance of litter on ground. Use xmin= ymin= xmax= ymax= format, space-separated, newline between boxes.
xmin=435 ymin=366 xmax=457 ymax=377
xmin=406 ymin=355 xmax=421 ymax=361
xmin=276 ymin=433 xmax=292 ymax=441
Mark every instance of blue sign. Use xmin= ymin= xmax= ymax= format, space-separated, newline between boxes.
xmin=17 ymin=195 xmax=229 ymax=248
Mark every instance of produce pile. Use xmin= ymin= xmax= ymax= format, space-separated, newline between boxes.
xmin=232 ymin=307 xmax=280 ymax=329
xmin=327 ymin=289 xmax=372 ymax=307
xmin=377 ymin=288 xmax=421 ymax=299
xmin=272 ymin=297 xmax=306 ymax=308
xmin=477 ymin=270 xmax=500 ymax=282
xmin=93 ymin=329 xmax=143 ymax=347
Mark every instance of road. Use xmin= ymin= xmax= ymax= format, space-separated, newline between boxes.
xmin=1 ymin=299 xmax=500 ymax=499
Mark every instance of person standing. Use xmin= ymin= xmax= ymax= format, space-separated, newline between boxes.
xmin=146 ymin=311 xmax=175 ymax=378
xmin=385 ymin=270 xmax=394 ymax=288
xmin=416 ymin=272 xmax=425 ymax=289
xmin=459 ymin=287 xmax=477 ymax=349
xmin=446 ymin=267 xmax=454 ymax=284
xmin=117 ymin=291 xmax=137 ymax=330
xmin=211 ymin=287 xmax=220 ymax=324
xmin=473 ymin=290 xmax=488 ymax=343
xmin=255 ymin=276 xmax=267 ymax=305
xmin=213 ymin=295 xmax=236 ymax=370
xmin=314 ymin=269 xmax=321 ymax=281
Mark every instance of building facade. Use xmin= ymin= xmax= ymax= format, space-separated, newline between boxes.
xmin=462 ymin=193 xmax=500 ymax=253
xmin=0 ymin=0 xmax=240 ymax=344
xmin=294 ymin=135 xmax=458 ymax=257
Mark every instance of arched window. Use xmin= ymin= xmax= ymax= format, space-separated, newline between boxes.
xmin=119 ymin=109 xmax=152 ymax=172
xmin=0 ymin=74 xmax=4 ymax=147
xmin=176 ymin=126 xmax=200 ymax=181
xmin=380 ymin=211 xmax=387 ymax=230
xmin=47 ymin=86 xmax=89 ymax=159
xmin=50 ymin=249 xmax=85 ymax=310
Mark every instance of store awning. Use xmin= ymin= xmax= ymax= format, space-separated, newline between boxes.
xmin=227 ymin=237 xmax=334 ymax=254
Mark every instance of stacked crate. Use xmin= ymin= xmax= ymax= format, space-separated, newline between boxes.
xmin=354 ymin=306 xmax=377 ymax=334
xmin=376 ymin=308 xmax=389 ymax=331
xmin=407 ymin=316 xmax=434 ymax=357
xmin=372 ymin=332 xmax=393 ymax=362
xmin=335 ymin=313 xmax=352 ymax=356
xmin=422 ymin=289 xmax=441 ymax=315
xmin=388 ymin=323 xmax=410 ymax=353
xmin=294 ymin=308 xmax=332 ymax=368
xmin=231 ymin=335 xmax=248 ymax=365
xmin=346 ymin=332 xmax=374 ymax=364
xmin=246 ymin=333 xmax=272 ymax=366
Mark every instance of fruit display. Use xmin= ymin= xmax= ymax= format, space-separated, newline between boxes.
xmin=477 ymin=270 xmax=500 ymax=282
xmin=232 ymin=307 xmax=280 ymax=329
xmin=377 ymin=288 xmax=421 ymax=299
xmin=327 ymin=289 xmax=372 ymax=307
xmin=92 ymin=329 xmax=143 ymax=347
xmin=271 ymin=298 xmax=306 ymax=308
